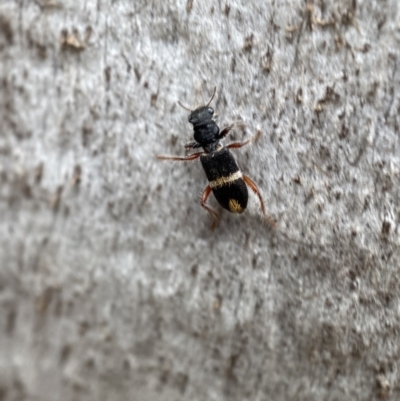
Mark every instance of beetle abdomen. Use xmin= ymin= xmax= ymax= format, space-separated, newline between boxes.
xmin=200 ymin=148 xmax=248 ymax=213
xmin=212 ymin=179 xmax=248 ymax=213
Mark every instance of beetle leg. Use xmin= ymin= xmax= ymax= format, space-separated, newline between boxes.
xmin=184 ymin=141 xmax=202 ymax=150
xmin=218 ymin=121 xmax=248 ymax=140
xmin=226 ymin=130 xmax=262 ymax=150
xmin=201 ymin=185 xmax=219 ymax=229
xmin=218 ymin=124 xmax=234 ymax=139
xmin=243 ymin=174 xmax=276 ymax=228
xmin=157 ymin=152 xmax=202 ymax=161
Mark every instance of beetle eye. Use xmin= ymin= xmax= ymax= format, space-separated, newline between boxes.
xmin=207 ymin=107 xmax=214 ymax=114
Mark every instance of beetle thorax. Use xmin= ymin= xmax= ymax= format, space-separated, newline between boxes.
xmin=188 ymin=106 xmax=220 ymax=150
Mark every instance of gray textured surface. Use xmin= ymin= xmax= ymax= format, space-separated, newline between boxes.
xmin=1 ymin=0 xmax=400 ymax=400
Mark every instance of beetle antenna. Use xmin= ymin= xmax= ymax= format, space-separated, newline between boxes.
xmin=206 ymin=86 xmax=217 ymax=106
xmin=177 ymin=100 xmax=192 ymax=112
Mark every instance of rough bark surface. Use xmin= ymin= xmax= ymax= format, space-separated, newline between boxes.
xmin=0 ymin=1 xmax=399 ymax=400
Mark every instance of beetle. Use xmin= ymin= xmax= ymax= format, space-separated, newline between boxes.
xmin=157 ymin=87 xmax=275 ymax=229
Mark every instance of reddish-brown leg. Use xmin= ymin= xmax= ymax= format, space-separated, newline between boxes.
xmin=201 ymin=185 xmax=219 ymax=229
xmin=218 ymin=124 xmax=234 ymax=139
xmin=218 ymin=122 xmax=248 ymax=140
xmin=243 ymin=174 xmax=276 ymax=228
xmin=226 ymin=130 xmax=262 ymax=150
xmin=157 ymin=152 xmax=202 ymax=161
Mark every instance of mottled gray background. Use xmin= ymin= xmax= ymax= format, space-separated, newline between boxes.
xmin=0 ymin=0 xmax=399 ymax=400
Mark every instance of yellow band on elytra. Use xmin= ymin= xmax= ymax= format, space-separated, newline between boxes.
xmin=209 ymin=171 xmax=243 ymax=189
